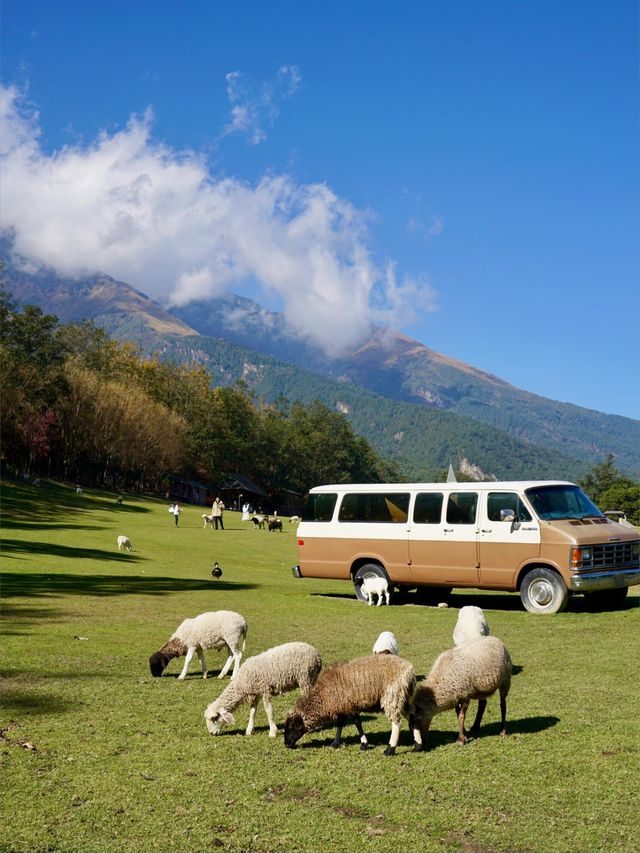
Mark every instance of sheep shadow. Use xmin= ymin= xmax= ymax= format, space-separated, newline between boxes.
xmin=1 ymin=539 xmax=147 ymax=563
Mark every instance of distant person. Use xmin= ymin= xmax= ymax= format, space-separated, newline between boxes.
xmin=241 ymin=502 xmax=251 ymax=522
xmin=212 ymin=497 xmax=225 ymax=530
xmin=173 ymin=502 xmax=182 ymax=527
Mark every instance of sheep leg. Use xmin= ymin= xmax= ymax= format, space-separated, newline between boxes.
xmin=456 ymin=701 xmax=469 ymax=744
xmin=196 ymin=647 xmax=208 ymax=678
xmin=410 ymin=713 xmax=431 ymax=752
xmin=218 ymin=651 xmax=234 ymax=678
xmin=231 ymin=651 xmax=243 ymax=679
xmin=177 ymin=646 xmax=197 ymax=680
xmin=383 ymin=720 xmax=401 ymax=756
xmin=469 ymin=699 xmax=487 ymax=735
xmin=330 ymin=717 xmax=346 ymax=748
xmin=352 ymin=715 xmax=370 ymax=750
xmin=262 ymin=695 xmax=278 ymax=737
xmin=245 ymin=700 xmax=258 ymax=736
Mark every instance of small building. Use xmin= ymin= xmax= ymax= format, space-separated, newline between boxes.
xmin=169 ymin=476 xmax=209 ymax=506
xmin=214 ymin=473 xmax=269 ymax=513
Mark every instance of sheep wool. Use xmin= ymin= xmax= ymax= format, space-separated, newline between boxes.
xmin=284 ymin=654 xmax=416 ymax=755
xmin=410 ymin=636 xmax=512 ymax=750
xmin=452 ymin=606 xmax=490 ymax=647
xmin=204 ymin=642 xmax=322 ymax=737
xmin=149 ymin=610 xmax=247 ymax=681
xmin=373 ymin=631 xmax=399 ymax=655
xmin=117 ymin=535 xmax=132 ymax=552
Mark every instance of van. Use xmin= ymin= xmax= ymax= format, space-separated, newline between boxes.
xmin=292 ymin=480 xmax=639 ymax=613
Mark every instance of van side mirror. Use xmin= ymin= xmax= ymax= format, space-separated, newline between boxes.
xmin=500 ymin=509 xmax=516 ymax=522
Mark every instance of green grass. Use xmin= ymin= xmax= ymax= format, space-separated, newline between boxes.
xmin=1 ymin=478 xmax=638 ymax=853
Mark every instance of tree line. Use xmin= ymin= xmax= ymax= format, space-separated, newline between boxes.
xmin=0 ymin=291 xmax=398 ymax=499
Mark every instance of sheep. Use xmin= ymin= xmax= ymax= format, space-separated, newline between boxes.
xmin=355 ymin=575 xmax=390 ymax=606
xmin=202 ymin=513 xmax=215 ymax=529
xmin=453 ymin=606 xmax=490 ymax=647
xmin=289 ymin=515 xmax=300 ymax=524
xmin=116 ymin=496 xmax=124 ymax=505
xmin=373 ymin=631 xmax=398 ymax=655
xmin=117 ymin=535 xmax=132 ymax=552
xmin=251 ymin=515 xmax=266 ymax=529
xmin=409 ymin=636 xmax=512 ymax=751
xmin=268 ymin=518 xmax=283 ymax=532
xmin=284 ymin=654 xmax=416 ymax=756
xmin=204 ymin=642 xmax=322 ymax=737
xmin=149 ymin=610 xmax=247 ymax=681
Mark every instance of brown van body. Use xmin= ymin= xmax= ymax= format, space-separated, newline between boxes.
xmin=293 ymin=481 xmax=639 ymax=613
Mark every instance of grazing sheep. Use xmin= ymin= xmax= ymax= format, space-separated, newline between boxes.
xmin=284 ymin=654 xmax=416 ymax=755
xmin=268 ymin=518 xmax=283 ymax=532
xmin=202 ymin=513 xmax=215 ymax=528
xmin=204 ymin=642 xmax=322 ymax=737
xmin=211 ymin=561 xmax=222 ymax=580
xmin=149 ymin=611 xmax=247 ymax=681
xmin=117 ymin=535 xmax=132 ymax=552
xmin=251 ymin=515 xmax=266 ymax=529
xmin=410 ymin=636 xmax=512 ymax=751
xmin=116 ymin=496 xmax=124 ymax=505
xmin=355 ymin=575 xmax=390 ymax=606
xmin=373 ymin=631 xmax=398 ymax=655
xmin=289 ymin=515 xmax=300 ymax=524
xmin=76 ymin=486 xmax=83 ymax=494
xmin=453 ymin=606 xmax=490 ymax=647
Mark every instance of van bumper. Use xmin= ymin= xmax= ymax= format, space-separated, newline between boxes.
xmin=570 ymin=568 xmax=640 ymax=593
xmin=291 ymin=565 xmax=303 ymax=579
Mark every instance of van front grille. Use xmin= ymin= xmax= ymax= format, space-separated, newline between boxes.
xmin=587 ymin=541 xmax=639 ymax=570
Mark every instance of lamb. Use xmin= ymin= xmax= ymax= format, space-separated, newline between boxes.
xmin=355 ymin=575 xmax=390 ymax=605
xmin=289 ymin=515 xmax=300 ymax=524
xmin=453 ymin=606 xmax=490 ymax=647
xmin=251 ymin=515 xmax=266 ymax=529
xmin=409 ymin=636 xmax=512 ymax=751
xmin=149 ymin=610 xmax=247 ymax=681
xmin=284 ymin=654 xmax=416 ymax=755
xmin=204 ymin=642 xmax=322 ymax=737
xmin=373 ymin=631 xmax=399 ymax=655
xmin=268 ymin=518 xmax=283 ymax=532
xmin=117 ymin=535 xmax=132 ymax=552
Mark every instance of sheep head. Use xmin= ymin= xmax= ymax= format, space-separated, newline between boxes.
xmin=204 ymin=704 xmax=235 ymax=735
xmin=283 ymin=712 xmax=308 ymax=748
xmin=149 ymin=652 xmax=169 ymax=677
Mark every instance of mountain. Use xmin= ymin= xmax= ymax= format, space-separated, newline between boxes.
xmin=2 ymin=251 xmax=637 ymax=479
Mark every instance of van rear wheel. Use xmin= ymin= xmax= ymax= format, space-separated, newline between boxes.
xmin=520 ymin=568 xmax=568 ymax=614
xmin=353 ymin=564 xmax=389 ymax=603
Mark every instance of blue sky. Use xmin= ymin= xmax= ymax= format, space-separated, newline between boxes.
xmin=2 ymin=0 xmax=638 ymax=419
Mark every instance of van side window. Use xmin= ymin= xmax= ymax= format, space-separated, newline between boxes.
xmin=414 ymin=492 xmax=443 ymax=524
xmin=446 ymin=492 xmax=478 ymax=525
xmin=302 ymin=493 xmax=338 ymax=522
xmin=338 ymin=493 xmax=410 ymax=523
xmin=487 ymin=492 xmax=532 ymax=522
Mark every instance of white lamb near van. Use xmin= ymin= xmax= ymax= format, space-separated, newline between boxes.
xmin=356 ymin=575 xmax=390 ymax=606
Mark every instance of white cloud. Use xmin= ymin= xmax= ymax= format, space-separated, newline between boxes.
xmin=221 ymin=65 xmax=301 ymax=145
xmin=0 ymin=84 xmax=436 ymax=357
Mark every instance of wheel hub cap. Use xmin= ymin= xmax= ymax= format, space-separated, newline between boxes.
xmin=530 ymin=579 xmax=554 ymax=607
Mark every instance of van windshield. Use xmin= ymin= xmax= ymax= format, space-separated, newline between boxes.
xmin=525 ymin=485 xmax=604 ymax=521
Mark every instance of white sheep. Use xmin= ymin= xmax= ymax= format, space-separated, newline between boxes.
xmin=284 ymin=654 xmax=416 ymax=755
xmin=204 ymin=642 xmax=322 ymax=737
xmin=201 ymin=513 xmax=215 ymax=528
xmin=117 ymin=535 xmax=132 ymax=552
xmin=453 ymin=606 xmax=490 ymax=647
xmin=149 ymin=611 xmax=247 ymax=681
xmin=289 ymin=515 xmax=300 ymax=524
xmin=356 ymin=575 xmax=390 ymax=605
xmin=410 ymin=636 xmax=512 ymax=750
xmin=373 ymin=631 xmax=399 ymax=655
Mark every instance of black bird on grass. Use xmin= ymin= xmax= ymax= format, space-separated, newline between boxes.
xmin=211 ymin=561 xmax=223 ymax=580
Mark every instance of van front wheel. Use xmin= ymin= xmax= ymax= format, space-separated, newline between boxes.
xmin=520 ymin=568 xmax=568 ymax=614
xmin=353 ymin=564 xmax=389 ymax=603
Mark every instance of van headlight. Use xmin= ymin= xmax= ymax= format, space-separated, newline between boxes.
xmin=571 ymin=547 xmax=593 ymax=569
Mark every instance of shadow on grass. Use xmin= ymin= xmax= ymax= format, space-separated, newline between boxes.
xmin=1 ymin=539 xmax=147 ymax=563
xmin=1 ymin=687 xmax=75 ymax=716
xmin=1 ymin=571 xmax=257 ymax=599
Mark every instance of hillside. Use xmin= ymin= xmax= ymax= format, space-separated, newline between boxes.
xmin=2 ymin=251 xmax=636 ymax=479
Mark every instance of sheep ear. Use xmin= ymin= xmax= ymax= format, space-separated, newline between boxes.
xmin=219 ymin=709 xmax=235 ymax=724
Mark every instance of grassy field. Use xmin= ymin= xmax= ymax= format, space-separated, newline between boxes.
xmin=1 ymin=478 xmax=638 ymax=853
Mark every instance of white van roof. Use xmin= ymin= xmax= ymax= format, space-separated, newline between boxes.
xmin=309 ymin=480 xmax=576 ymax=493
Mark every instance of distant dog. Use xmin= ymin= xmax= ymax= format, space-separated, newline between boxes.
xmin=268 ymin=518 xmax=283 ymax=532
xmin=202 ymin=513 xmax=215 ymax=529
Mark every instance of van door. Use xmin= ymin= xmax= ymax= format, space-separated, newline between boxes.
xmin=478 ymin=491 xmax=540 ymax=587
xmin=409 ymin=490 xmax=480 ymax=585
